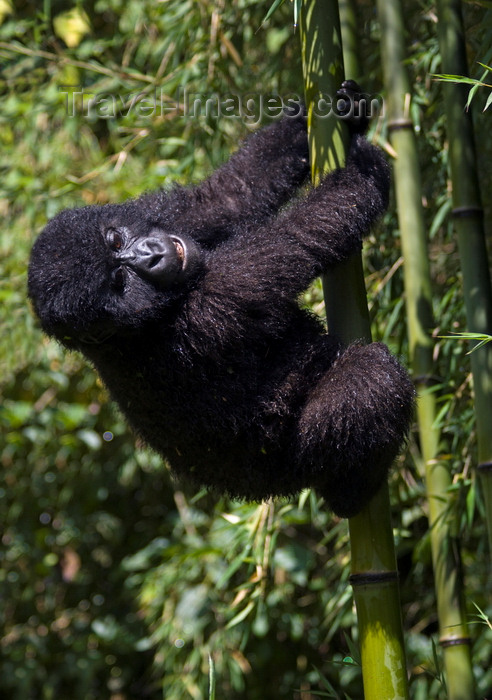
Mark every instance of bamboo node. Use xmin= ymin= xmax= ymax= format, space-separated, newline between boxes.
xmin=387 ymin=119 xmax=414 ymax=132
xmin=451 ymin=206 xmax=483 ymax=219
xmin=439 ymin=636 xmax=472 ymax=648
xmin=349 ymin=571 xmax=399 ymax=586
xmin=477 ymin=461 xmax=492 ymax=472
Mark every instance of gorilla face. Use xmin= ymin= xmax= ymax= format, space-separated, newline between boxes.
xmin=102 ymin=224 xmax=201 ymax=292
xmin=28 ymin=204 xmax=204 ymax=346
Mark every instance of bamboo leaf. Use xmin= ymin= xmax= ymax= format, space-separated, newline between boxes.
xmin=433 ymin=72 xmax=481 ymax=85
xmin=439 ymin=332 xmax=492 ymax=354
xmin=225 ymin=600 xmax=255 ymax=629
xmin=429 ymin=198 xmax=452 ymax=239
xmin=466 ymin=81 xmax=482 ymax=109
xmin=471 ymin=602 xmax=492 ymax=630
xmin=466 ymin=484 xmax=476 ymax=529
xmin=477 ymin=61 xmax=492 ymax=73
xmin=343 ymin=632 xmax=362 ymax=665
xmin=312 ymin=666 xmax=339 ymax=696
xmin=215 ymin=543 xmax=252 ymax=588
xmin=262 ymin=0 xmax=286 ymax=25
xmin=293 ymin=0 xmax=302 ymax=28
xmin=208 ymin=653 xmax=216 ymax=700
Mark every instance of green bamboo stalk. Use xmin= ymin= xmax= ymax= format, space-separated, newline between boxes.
xmin=339 ymin=0 xmax=360 ymax=82
xmin=376 ymin=0 xmax=475 ymax=697
xmin=436 ymin=0 xmax=492 ymax=553
xmin=299 ymin=2 xmax=409 ymax=697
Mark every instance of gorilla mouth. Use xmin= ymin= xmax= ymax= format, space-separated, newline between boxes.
xmin=172 ymin=239 xmax=185 ymax=265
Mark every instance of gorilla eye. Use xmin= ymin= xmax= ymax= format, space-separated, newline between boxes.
xmin=110 ymin=266 xmax=126 ymax=291
xmin=107 ymin=228 xmax=124 ymax=251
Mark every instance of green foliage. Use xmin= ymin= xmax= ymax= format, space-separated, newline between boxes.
xmin=433 ymin=64 xmax=492 ymax=111
xmin=1 ymin=1 xmax=492 ymax=698
xmin=1 ymin=354 xmax=170 ymax=698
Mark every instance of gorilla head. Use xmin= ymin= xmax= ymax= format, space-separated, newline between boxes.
xmin=29 ymin=202 xmax=203 ymax=345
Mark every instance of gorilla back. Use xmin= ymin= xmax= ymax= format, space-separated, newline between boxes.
xmin=28 ymin=85 xmax=414 ymax=517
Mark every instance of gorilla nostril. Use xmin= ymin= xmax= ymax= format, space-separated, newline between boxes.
xmin=147 ymin=254 xmax=164 ymax=269
xmin=149 ymin=257 xmax=158 ymax=267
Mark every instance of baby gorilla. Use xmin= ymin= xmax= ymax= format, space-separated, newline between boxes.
xmin=28 ymin=82 xmax=414 ymax=517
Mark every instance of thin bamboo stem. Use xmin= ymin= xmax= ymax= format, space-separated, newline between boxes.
xmin=436 ymin=0 xmax=492 ymax=554
xmin=376 ymin=0 xmax=475 ymax=697
xmin=299 ymin=2 xmax=409 ymax=697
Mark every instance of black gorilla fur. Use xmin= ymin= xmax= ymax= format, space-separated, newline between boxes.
xmin=28 ymin=85 xmax=414 ymax=517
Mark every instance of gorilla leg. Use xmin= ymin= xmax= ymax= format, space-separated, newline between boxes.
xmin=298 ymin=343 xmax=414 ymax=517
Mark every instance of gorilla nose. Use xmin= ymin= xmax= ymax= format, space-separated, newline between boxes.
xmin=119 ymin=236 xmax=183 ymax=286
xmin=138 ymin=238 xmax=175 ymax=269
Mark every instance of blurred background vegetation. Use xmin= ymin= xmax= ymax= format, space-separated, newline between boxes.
xmin=1 ymin=0 xmax=492 ymax=698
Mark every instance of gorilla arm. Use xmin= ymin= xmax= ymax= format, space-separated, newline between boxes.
xmin=137 ymin=112 xmax=310 ymax=248
xmin=192 ymin=110 xmax=310 ymax=225
xmin=175 ymin=133 xmax=390 ymax=357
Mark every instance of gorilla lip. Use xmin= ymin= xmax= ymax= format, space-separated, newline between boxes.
xmin=172 ymin=238 xmax=185 ymax=265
